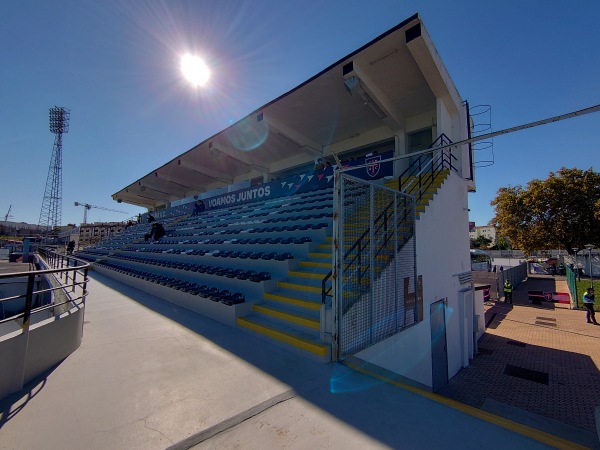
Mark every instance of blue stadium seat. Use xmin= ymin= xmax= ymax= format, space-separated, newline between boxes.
xmin=241 ymin=270 xmax=257 ymax=280
xmin=233 ymin=269 xmax=247 ymax=279
xmin=197 ymin=285 xmax=210 ymax=296
xmin=249 ymin=271 xmax=271 ymax=282
xmin=206 ymin=287 xmax=220 ymax=299
xmin=221 ymin=292 xmax=245 ymax=306
xmin=293 ymin=237 xmax=308 ymax=244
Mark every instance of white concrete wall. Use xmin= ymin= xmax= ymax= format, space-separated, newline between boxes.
xmin=0 ymin=306 xmax=84 ymax=400
xmin=473 ymin=288 xmax=486 ymax=341
xmin=355 ymin=171 xmax=470 ymax=389
xmin=416 ymin=171 xmax=471 ymax=381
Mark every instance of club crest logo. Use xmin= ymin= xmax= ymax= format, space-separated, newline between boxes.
xmin=365 ymin=155 xmax=381 ymax=177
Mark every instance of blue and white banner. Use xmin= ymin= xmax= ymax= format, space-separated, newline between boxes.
xmin=141 ymin=150 xmax=394 ymax=219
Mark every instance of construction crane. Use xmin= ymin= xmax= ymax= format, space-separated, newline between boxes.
xmin=74 ymin=202 xmax=128 ymax=224
xmin=4 ymin=205 xmax=12 ymax=221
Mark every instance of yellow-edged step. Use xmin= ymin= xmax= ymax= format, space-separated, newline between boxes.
xmin=237 ymin=317 xmax=328 ymax=356
xmin=264 ymin=292 xmax=321 ymax=310
xmin=253 ymin=304 xmax=320 ymax=330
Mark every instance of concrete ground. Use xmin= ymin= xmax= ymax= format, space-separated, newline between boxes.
xmin=0 ymin=270 xmax=596 ymax=449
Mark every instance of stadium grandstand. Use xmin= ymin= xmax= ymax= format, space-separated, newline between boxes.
xmin=76 ymin=13 xmax=474 ymax=392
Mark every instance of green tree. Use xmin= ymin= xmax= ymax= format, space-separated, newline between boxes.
xmin=470 ymin=235 xmax=492 ymax=249
xmin=490 ymin=167 xmax=600 ymax=254
xmin=491 ymin=235 xmax=511 ymax=250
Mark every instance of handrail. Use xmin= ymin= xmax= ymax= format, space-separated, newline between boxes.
xmin=321 ymin=196 xmax=399 ymax=304
xmin=0 ymin=247 xmax=90 ymax=329
xmin=398 ymin=145 xmax=456 ymax=207
xmin=322 ymin=137 xmax=455 ymax=306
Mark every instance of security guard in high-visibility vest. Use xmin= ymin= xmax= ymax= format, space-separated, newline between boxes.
xmin=504 ymin=280 xmax=513 ymax=304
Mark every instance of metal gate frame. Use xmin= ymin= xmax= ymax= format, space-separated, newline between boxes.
xmin=331 ymin=172 xmax=418 ymax=361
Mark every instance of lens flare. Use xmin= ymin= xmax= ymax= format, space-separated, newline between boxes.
xmin=181 ymin=54 xmax=210 ymax=87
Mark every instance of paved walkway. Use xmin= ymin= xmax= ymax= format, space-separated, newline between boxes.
xmin=0 ymin=271 xmax=597 ymax=449
xmin=440 ymin=275 xmax=600 ymax=447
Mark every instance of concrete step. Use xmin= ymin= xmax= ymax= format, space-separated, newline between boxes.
xmin=252 ymin=303 xmax=320 ymax=332
xmin=237 ymin=315 xmax=329 ymax=360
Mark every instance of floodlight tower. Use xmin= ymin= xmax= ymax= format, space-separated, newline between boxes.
xmin=38 ymin=106 xmax=70 ymax=235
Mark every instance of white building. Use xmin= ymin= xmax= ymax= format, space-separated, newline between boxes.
xmin=469 ymin=224 xmax=497 ymax=244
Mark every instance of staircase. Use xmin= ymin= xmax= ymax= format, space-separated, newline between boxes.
xmin=385 ymin=169 xmax=450 ymax=218
xmin=237 ymin=166 xmax=452 ymax=361
xmin=236 ymin=240 xmax=332 ymax=361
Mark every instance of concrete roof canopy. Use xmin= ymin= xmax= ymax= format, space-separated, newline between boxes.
xmin=112 ymin=13 xmax=458 ymax=210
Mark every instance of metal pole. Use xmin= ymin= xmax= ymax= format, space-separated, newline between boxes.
xmin=589 ymin=248 xmax=594 ymax=288
xmin=22 ymin=273 xmax=35 ymax=332
xmin=584 ymin=245 xmax=595 ymax=289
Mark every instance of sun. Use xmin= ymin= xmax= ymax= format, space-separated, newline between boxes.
xmin=181 ymin=54 xmax=210 ymax=87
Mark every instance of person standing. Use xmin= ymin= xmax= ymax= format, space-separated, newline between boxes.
xmin=192 ymin=200 xmax=205 ymax=216
xmin=583 ymin=287 xmax=597 ymax=324
xmin=503 ymin=279 xmax=513 ymax=304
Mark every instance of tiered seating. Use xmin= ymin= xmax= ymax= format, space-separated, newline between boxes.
xmin=79 ymin=186 xmax=334 ymax=347
xmin=78 ymin=164 xmax=453 ymax=361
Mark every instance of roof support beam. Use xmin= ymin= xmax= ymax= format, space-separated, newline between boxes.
xmin=346 ymin=61 xmax=406 ymax=130
xmin=262 ymin=115 xmax=322 ymax=158
xmin=178 ymin=158 xmax=234 ymax=184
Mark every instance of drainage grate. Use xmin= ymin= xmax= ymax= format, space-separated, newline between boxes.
xmin=536 ymin=317 xmax=556 ymax=322
xmin=535 ymin=320 xmax=557 ymax=327
xmin=507 ymin=340 xmax=526 ymax=348
xmin=504 ymin=364 xmax=549 ymax=385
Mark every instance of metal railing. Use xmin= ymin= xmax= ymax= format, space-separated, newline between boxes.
xmin=321 ymin=139 xmax=453 ymax=306
xmin=0 ymin=247 xmax=90 ymax=331
xmin=398 ymin=135 xmax=457 ymax=207
xmin=321 ymin=195 xmax=397 ymax=306
xmin=566 ymin=264 xmax=580 ymax=309
xmin=332 ymin=174 xmax=417 ymax=359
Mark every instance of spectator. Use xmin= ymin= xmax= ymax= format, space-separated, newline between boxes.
xmin=192 ymin=200 xmax=205 ymax=216
xmin=149 ymin=223 xmax=165 ymax=241
xmin=503 ymin=279 xmax=513 ymax=304
xmin=148 ymin=214 xmax=156 ymax=223
xmin=67 ymin=240 xmax=75 ymax=254
xmin=583 ymin=287 xmax=597 ymax=325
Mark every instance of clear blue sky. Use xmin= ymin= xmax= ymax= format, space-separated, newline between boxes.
xmin=1 ymin=1 xmax=599 ymax=227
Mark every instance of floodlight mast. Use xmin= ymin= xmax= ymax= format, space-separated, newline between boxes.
xmin=39 ymin=106 xmax=70 ymax=236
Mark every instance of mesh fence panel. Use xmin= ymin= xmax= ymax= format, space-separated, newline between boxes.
xmin=336 ymin=174 xmax=417 ymax=359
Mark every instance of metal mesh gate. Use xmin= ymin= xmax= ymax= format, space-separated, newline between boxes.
xmin=333 ymin=173 xmax=418 ymax=360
